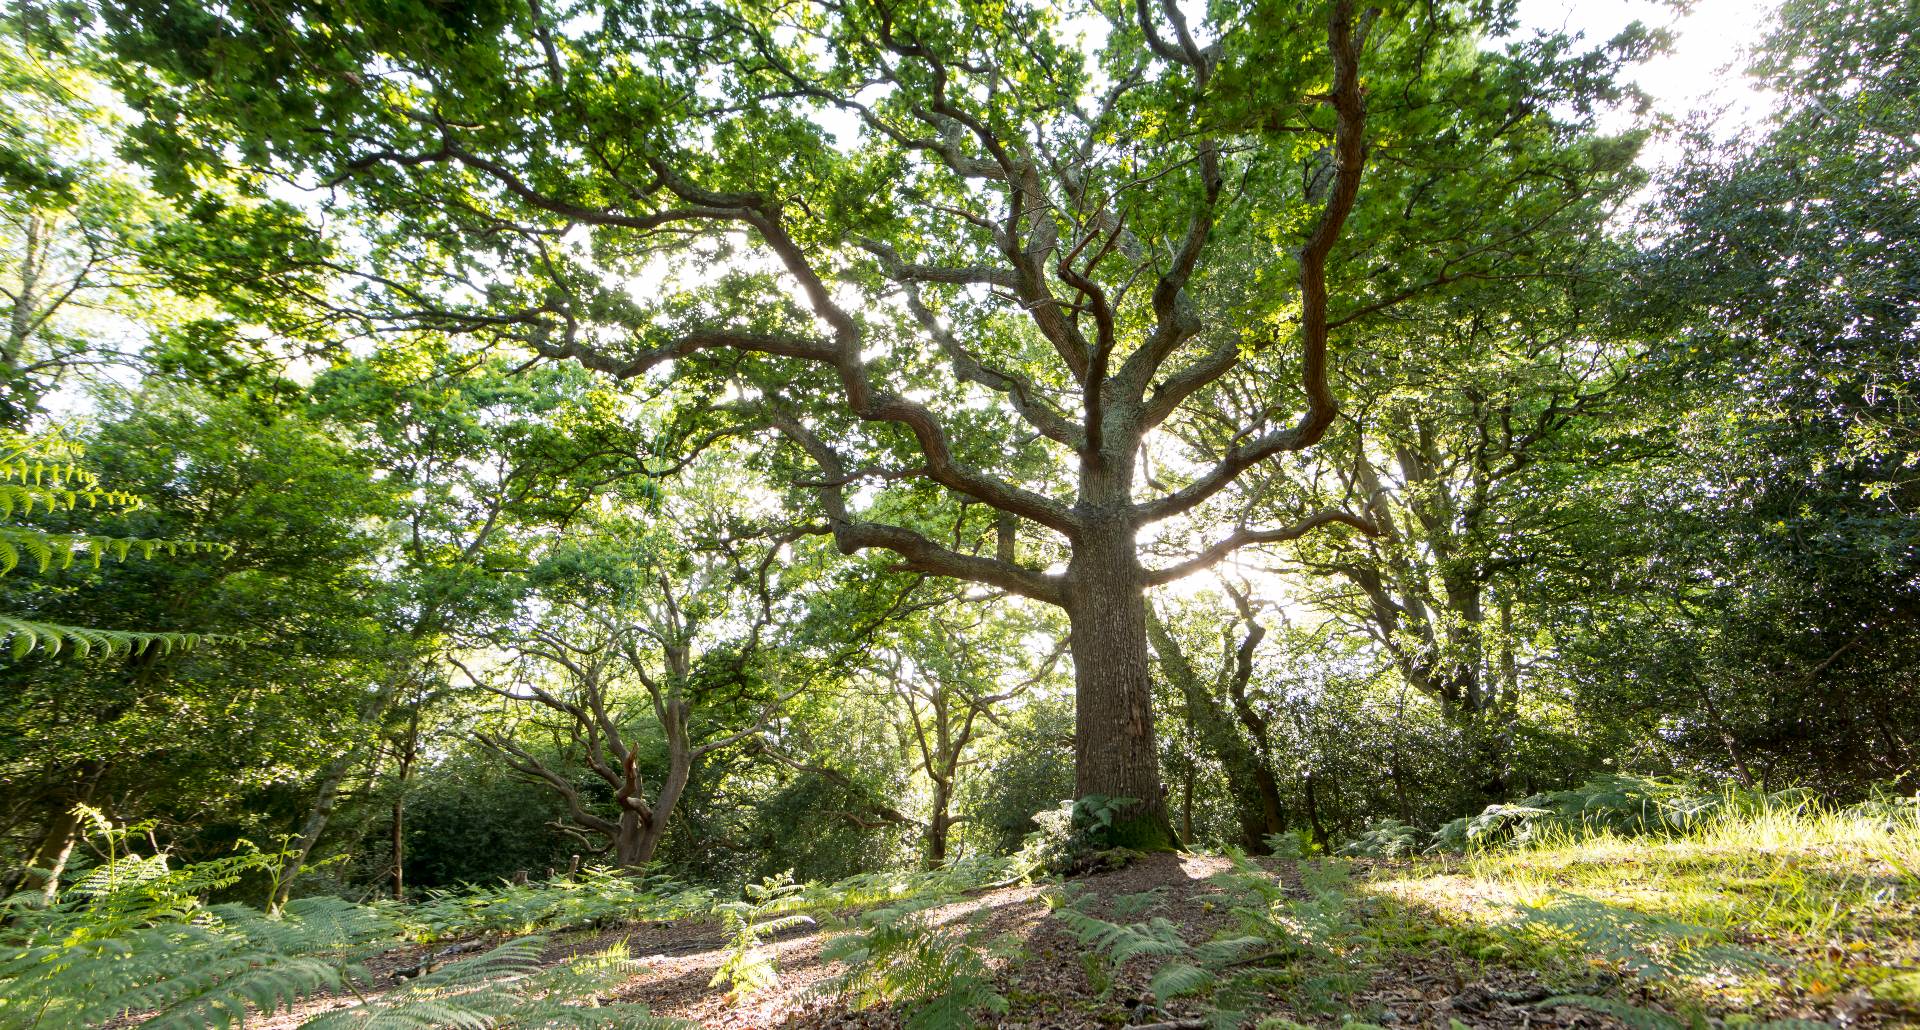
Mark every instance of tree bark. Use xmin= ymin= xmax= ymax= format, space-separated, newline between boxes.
xmin=632 ymin=718 xmax=694 ymax=867
xmin=8 ymin=761 xmax=105 ymax=903
xmin=1066 ymin=521 xmax=1172 ymax=848
xmin=926 ymin=781 xmax=952 ymax=867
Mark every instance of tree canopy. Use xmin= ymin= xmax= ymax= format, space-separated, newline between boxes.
xmin=0 ymin=0 xmax=1916 ymax=1023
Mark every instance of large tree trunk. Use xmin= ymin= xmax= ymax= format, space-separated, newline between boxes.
xmin=1066 ymin=521 xmax=1172 ymax=849
xmin=926 ymin=780 xmax=952 ymax=868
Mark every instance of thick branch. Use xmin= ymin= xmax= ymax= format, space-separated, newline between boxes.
xmin=473 ymin=730 xmax=619 ymax=837
xmin=1143 ymin=509 xmax=1377 ymax=587
xmin=771 ymin=412 xmax=1068 ymax=606
xmin=1135 ymin=0 xmax=1373 ymax=460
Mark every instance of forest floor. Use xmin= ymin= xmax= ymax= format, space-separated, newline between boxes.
xmin=596 ymin=852 xmax=1642 ymax=1030
xmin=254 ymin=834 xmax=1918 ymax=1029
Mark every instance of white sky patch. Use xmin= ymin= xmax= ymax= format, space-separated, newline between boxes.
xmin=1516 ymin=0 xmax=1781 ymax=161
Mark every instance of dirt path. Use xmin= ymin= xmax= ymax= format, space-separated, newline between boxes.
xmin=610 ymin=853 xmax=1241 ymax=1030
xmin=253 ymin=854 xmax=1625 ymax=1028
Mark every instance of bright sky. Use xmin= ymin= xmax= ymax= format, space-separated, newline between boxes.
xmin=1517 ymin=0 xmax=1781 ymax=159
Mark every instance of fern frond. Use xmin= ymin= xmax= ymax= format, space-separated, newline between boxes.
xmin=0 ymin=526 xmax=231 ymax=577
xmin=1149 ymin=962 xmax=1215 ymax=1000
xmin=1522 ymin=892 xmax=1776 ymax=979
xmin=0 ymin=614 xmax=218 ymax=660
xmin=823 ymin=899 xmax=1006 ymax=1030
xmin=303 ymin=936 xmax=691 ymax=1030
xmin=0 ymin=482 xmax=142 ymax=520
xmin=1190 ymin=935 xmax=1267 ymax=966
xmin=1055 ymin=910 xmax=1189 ymax=964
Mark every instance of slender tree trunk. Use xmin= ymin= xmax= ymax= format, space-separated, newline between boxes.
xmin=1147 ymin=609 xmax=1276 ymax=851
xmin=10 ymin=761 xmax=104 ymax=902
xmin=926 ymin=779 xmax=951 ymax=868
xmin=1179 ymin=773 xmax=1194 ymax=848
xmin=277 ymin=755 xmax=356 ymax=908
xmin=390 ymin=796 xmax=405 ymax=901
xmin=4 ymin=216 xmax=42 ymax=374
xmin=1698 ymin=681 xmax=1757 ymax=788
xmin=389 ymin=706 xmax=421 ymax=901
xmin=1066 ymin=520 xmax=1171 ymax=848
xmin=275 ymin=683 xmax=402 ymax=908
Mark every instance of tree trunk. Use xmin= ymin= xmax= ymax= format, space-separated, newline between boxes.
xmin=1146 ymin=611 xmax=1279 ymax=852
xmin=389 ymin=706 xmax=421 ymax=901
xmin=273 ymin=670 xmax=420 ymax=910
xmin=9 ymin=761 xmax=104 ymax=903
xmin=1066 ymin=521 xmax=1172 ymax=849
xmin=1302 ymin=770 xmax=1330 ymax=851
xmin=1179 ymin=773 xmax=1194 ymax=848
xmin=1699 ymin=681 xmax=1757 ymax=788
xmin=632 ymin=747 xmax=692 ymax=868
xmin=614 ymin=807 xmax=646 ymax=867
xmin=275 ymin=755 xmax=355 ymax=909
xmin=926 ymin=780 xmax=951 ymax=868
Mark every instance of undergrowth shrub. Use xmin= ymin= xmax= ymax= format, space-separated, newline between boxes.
xmin=1336 ymin=819 xmax=1423 ymax=859
xmin=1017 ymin=795 xmax=1142 ymax=875
xmin=1354 ymin=775 xmax=1887 ymax=856
xmin=710 ymin=872 xmax=812 ymax=1001
xmin=1423 ymin=775 xmax=1734 ymax=853
xmin=403 ymin=868 xmax=716 ymax=942
xmin=1053 ymin=860 xmax=1274 ymax=1024
xmin=0 ymin=817 xmax=696 ymax=1027
xmin=822 ymin=894 xmax=1013 ymax=1030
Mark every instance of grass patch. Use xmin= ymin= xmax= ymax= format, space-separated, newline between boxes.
xmin=1359 ymin=798 xmax=1920 ymax=1023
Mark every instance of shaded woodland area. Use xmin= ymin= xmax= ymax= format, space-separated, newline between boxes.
xmin=0 ymin=0 xmax=1914 ymax=1025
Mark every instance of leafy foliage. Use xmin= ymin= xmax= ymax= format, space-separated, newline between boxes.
xmin=823 ymin=895 xmax=1010 ymax=1030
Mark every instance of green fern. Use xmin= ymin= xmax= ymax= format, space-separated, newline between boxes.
xmin=822 ymin=897 xmax=1008 ymax=1030
xmin=0 ymin=895 xmax=397 ymax=1028
xmin=708 ymin=871 xmax=812 ymax=1002
xmin=1111 ymin=888 xmax=1168 ymax=919
xmin=0 ymin=613 xmax=215 ymax=659
xmin=0 ymin=433 xmax=231 ymax=662
xmin=1056 ymin=909 xmax=1191 ymax=964
xmin=1149 ymin=962 xmax=1216 ymax=1000
xmin=404 ymin=869 xmax=717 ymax=942
xmin=0 ymin=482 xmax=141 ymax=520
xmin=301 ymin=936 xmax=683 ymax=1029
xmin=0 ymin=820 xmax=691 ymax=1029
xmin=1520 ymin=892 xmax=1776 ymax=979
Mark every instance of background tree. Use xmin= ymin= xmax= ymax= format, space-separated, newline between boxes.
xmin=1552 ymin=0 xmax=1920 ymax=794
xmin=0 ymin=385 xmax=392 ymax=900
xmin=470 ymin=487 xmax=809 ymax=868
xmin=268 ymin=354 xmax=655 ymax=904
xmin=868 ymin=599 xmax=1062 ymax=866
